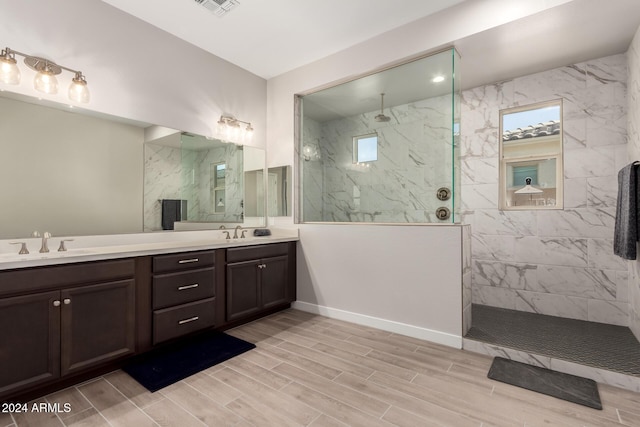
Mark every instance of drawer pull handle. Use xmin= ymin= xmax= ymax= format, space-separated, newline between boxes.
xmin=178 ymin=316 xmax=199 ymax=325
xmin=178 ymin=283 xmax=199 ymax=291
xmin=53 ymin=300 xmax=61 ymax=307
xmin=178 ymin=258 xmax=199 ymax=264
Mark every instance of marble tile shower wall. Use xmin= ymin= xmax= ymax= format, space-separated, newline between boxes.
xmin=462 ymin=224 xmax=472 ymax=335
xmin=302 ymin=96 xmax=454 ymax=223
xmin=462 ymin=53 xmax=630 ymax=326
xmin=628 ymin=27 xmax=640 ymax=340
xmin=144 ymin=144 xmax=182 ymax=232
xmin=143 ymin=143 xmax=243 ymax=231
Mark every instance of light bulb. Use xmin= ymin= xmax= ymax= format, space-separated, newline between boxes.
xmin=34 ymin=70 xmax=58 ymax=94
xmin=0 ymin=55 xmax=20 ymax=85
xmin=68 ymin=74 xmax=90 ymax=103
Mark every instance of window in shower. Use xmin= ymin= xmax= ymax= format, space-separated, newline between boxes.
xmin=499 ymin=99 xmax=563 ymax=210
xmin=354 ymin=134 xmax=378 ymax=164
xmin=296 ymin=48 xmax=461 ymax=224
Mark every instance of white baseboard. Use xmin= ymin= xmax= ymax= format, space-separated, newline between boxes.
xmin=291 ymin=301 xmax=462 ymax=349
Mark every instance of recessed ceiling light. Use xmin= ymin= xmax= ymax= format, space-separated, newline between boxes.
xmin=432 ymin=75 xmax=445 ymax=83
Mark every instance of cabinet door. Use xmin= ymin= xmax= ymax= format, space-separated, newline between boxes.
xmin=60 ymin=279 xmax=135 ymax=376
xmin=226 ymin=260 xmax=261 ymax=322
xmin=261 ymin=255 xmax=289 ymax=309
xmin=0 ymin=291 xmax=60 ymax=398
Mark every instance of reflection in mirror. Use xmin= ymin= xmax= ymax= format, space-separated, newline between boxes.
xmin=0 ymin=90 xmax=266 ymax=238
xmin=144 ymin=132 xmax=266 ymax=231
xmin=499 ymin=100 xmax=563 ymax=210
xmin=0 ymin=91 xmax=146 ymax=239
xmin=244 ymin=166 xmax=291 ymax=218
xmin=268 ymin=166 xmax=291 ymax=217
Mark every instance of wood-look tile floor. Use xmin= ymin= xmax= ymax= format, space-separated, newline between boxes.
xmin=4 ymin=309 xmax=640 ymax=427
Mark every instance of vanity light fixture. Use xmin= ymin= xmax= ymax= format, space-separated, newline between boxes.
xmin=0 ymin=47 xmax=90 ymax=103
xmin=217 ymin=114 xmax=253 ymax=142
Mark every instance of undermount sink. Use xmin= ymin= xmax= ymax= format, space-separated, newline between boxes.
xmin=0 ymin=249 xmax=93 ymax=262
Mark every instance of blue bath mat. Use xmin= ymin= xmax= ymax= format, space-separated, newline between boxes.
xmin=123 ymin=331 xmax=255 ymax=392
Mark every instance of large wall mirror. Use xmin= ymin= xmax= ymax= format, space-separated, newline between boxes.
xmin=0 ymin=91 xmax=266 ymax=239
xmin=499 ymin=99 xmax=563 ymax=210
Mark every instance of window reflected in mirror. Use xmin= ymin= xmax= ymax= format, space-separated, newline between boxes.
xmin=499 ymin=100 xmax=563 ymax=210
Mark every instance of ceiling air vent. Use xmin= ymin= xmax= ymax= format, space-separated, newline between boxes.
xmin=193 ymin=0 xmax=240 ymax=17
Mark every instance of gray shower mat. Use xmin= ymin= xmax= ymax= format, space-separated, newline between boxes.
xmin=465 ymin=304 xmax=640 ymax=376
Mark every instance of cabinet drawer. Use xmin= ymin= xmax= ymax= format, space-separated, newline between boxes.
xmin=226 ymin=243 xmax=289 ymax=263
xmin=153 ymin=250 xmax=215 ymax=273
xmin=153 ymin=267 xmax=215 ymax=309
xmin=153 ymin=298 xmax=215 ymax=344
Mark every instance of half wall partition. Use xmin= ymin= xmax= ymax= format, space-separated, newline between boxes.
xmin=296 ymin=48 xmax=461 ymax=224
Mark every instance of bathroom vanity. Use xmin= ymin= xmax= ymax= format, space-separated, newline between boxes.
xmin=0 ymin=231 xmax=297 ymax=402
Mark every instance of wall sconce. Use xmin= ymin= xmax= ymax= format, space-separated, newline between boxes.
xmin=0 ymin=46 xmax=90 ymax=103
xmin=302 ymin=144 xmax=321 ymax=161
xmin=217 ymin=114 xmax=253 ymax=142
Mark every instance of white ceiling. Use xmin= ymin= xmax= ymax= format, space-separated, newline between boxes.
xmin=98 ymin=0 xmax=640 ymax=118
xmin=99 ymin=0 xmax=468 ymax=79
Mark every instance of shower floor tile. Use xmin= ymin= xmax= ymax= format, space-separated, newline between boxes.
xmin=465 ymin=304 xmax=640 ymax=376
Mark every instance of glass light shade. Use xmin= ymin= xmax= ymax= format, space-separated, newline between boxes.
xmin=68 ymin=78 xmax=90 ymax=103
xmin=34 ymin=71 xmax=58 ymax=94
xmin=0 ymin=57 xmax=20 ymax=84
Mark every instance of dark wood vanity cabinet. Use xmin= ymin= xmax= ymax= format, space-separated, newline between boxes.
xmin=226 ymin=242 xmax=295 ymax=322
xmin=151 ymin=250 xmax=217 ymax=344
xmin=0 ymin=240 xmax=296 ymax=401
xmin=0 ymin=259 xmax=136 ymax=400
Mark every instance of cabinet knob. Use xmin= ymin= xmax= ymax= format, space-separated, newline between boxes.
xmin=63 ymin=298 xmax=71 ymax=305
xmin=53 ymin=300 xmax=61 ymax=307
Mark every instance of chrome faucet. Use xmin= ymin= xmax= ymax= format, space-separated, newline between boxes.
xmin=39 ymin=231 xmax=51 ymax=253
xmin=233 ymin=225 xmax=242 ymax=239
xmin=219 ymin=225 xmax=226 ymax=229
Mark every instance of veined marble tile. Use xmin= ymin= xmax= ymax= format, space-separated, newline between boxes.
xmin=472 ymin=285 xmax=517 ymax=310
xmin=473 ymin=260 xmax=536 ymax=290
xmin=462 ymin=80 xmax=514 ymax=112
xmin=588 ymin=238 xmax=628 ymax=271
xmin=616 ymin=270 xmax=629 ymax=303
xmin=587 ymin=176 xmax=618 ymax=208
xmin=586 ymin=53 xmax=627 ymax=87
xmin=463 ymin=272 xmax=472 ymax=308
xmin=460 ymin=184 xmax=498 ymax=210
xmin=471 ymin=234 xmax=517 ymax=262
xmin=562 ymin=117 xmax=587 ymax=150
xmin=587 ymin=299 xmax=629 ymax=326
xmin=536 ymin=208 xmax=616 ymax=238
xmin=513 ymin=65 xmax=587 ymax=105
xmin=462 ymin=305 xmax=472 ymax=336
xmin=460 ymin=127 xmax=499 ymax=159
xmin=514 ymin=290 xmax=588 ymax=320
xmin=549 ymin=359 xmax=640 ymax=393
xmin=614 ymin=143 xmax=631 ymax=173
xmin=474 ymin=210 xmax=536 ymax=236
xmin=461 ymin=157 xmax=498 ymax=185
xmin=586 ymin=114 xmax=628 ymax=148
xmin=462 ymin=339 xmax=551 ymax=368
xmin=564 ymin=146 xmax=615 ymax=179
xmin=533 ymin=265 xmax=617 ymax=301
xmin=514 ymin=236 xmax=588 ymax=267
xmin=563 ymin=178 xmax=588 ymax=208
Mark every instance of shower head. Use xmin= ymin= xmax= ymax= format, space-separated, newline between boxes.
xmin=374 ymin=93 xmax=391 ymax=122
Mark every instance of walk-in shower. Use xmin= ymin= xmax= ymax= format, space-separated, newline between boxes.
xmin=296 ymin=48 xmax=461 ymax=224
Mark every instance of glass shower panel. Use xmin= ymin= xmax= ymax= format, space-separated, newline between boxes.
xmin=298 ymin=48 xmax=460 ymax=223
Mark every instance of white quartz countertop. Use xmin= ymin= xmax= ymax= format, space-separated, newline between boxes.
xmin=0 ymin=228 xmax=299 ymax=271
